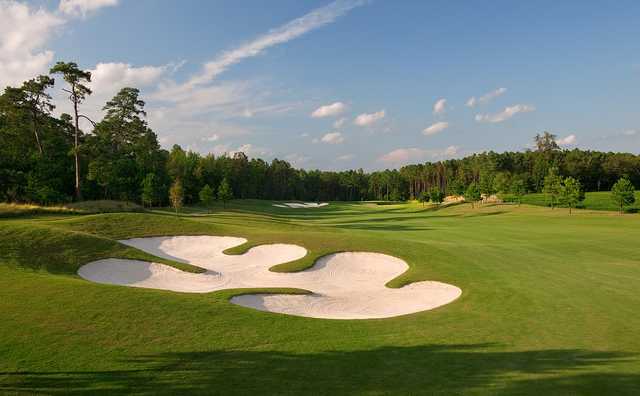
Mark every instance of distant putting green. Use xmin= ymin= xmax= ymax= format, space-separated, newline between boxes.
xmin=1 ymin=201 xmax=640 ymax=394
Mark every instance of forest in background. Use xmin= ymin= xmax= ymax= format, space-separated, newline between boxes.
xmin=1 ymin=63 xmax=639 ymax=206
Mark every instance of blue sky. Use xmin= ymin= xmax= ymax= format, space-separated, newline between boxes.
xmin=3 ymin=0 xmax=640 ymax=169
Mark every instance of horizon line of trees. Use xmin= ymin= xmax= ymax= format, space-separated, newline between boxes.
xmin=1 ymin=64 xmax=639 ymax=207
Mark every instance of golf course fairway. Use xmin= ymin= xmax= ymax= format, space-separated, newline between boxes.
xmin=1 ymin=200 xmax=640 ymax=395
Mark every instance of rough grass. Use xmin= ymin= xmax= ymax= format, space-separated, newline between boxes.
xmin=0 ymin=200 xmax=144 ymax=218
xmin=1 ymin=201 xmax=640 ymax=395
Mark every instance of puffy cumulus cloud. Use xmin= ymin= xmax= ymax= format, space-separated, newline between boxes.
xmin=354 ymin=110 xmax=385 ymax=126
xmin=556 ymin=134 xmax=577 ymax=146
xmin=53 ymin=62 xmax=173 ymax=131
xmin=466 ymin=87 xmax=507 ymax=108
xmin=422 ymin=121 xmax=449 ymax=136
xmin=475 ymin=104 xmax=535 ymax=123
xmin=311 ymin=102 xmax=346 ymax=118
xmin=0 ymin=1 xmax=64 ymax=88
xmin=89 ymin=62 xmax=168 ymax=94
xmin=59 ymin=0 xmax=118 ymax=17
xmin=320 ymin=131 xmax=344 ymax=144
xmin=433 ymin=98 xmax=447 ymax=115
xmin=378 ymin=146 xmax=460 ymax=166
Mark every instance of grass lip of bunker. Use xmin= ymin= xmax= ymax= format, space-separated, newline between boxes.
xmin=273 ymin=202 xmax=329 ymax=208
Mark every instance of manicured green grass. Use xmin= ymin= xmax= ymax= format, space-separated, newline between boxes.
xmin=1 ymin=201 xmax=640 ymax=394
xmin=504 ymin=191 xmax=640 ymax=212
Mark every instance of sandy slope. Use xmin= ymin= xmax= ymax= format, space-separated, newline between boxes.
xmin=78 ymin=236 xmax=461 ymax=319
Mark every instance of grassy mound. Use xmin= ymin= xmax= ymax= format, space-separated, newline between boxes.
xmin=0 ymin=200 xmax=143 ymax=218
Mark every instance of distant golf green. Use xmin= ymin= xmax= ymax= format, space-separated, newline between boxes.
xmin=1 ymin=201 xmax=640 ymax=395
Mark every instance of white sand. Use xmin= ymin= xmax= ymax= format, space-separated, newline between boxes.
xmin=78 ymin=236 xmax=461 ymax=319
xmin=273 ymin=202 xmax=329 ymax=208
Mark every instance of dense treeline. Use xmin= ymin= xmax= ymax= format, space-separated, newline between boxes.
xmin=1 ymin=64 xmax=639 ymax=206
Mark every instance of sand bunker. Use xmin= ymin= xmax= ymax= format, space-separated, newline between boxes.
xmin=273 ymin=202 xmax=329 ymax=208
xmin=78 ymin=236 xmax=461 ymax=319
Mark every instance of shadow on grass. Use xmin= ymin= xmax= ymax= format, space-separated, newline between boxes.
xmin=463 ymin=210 xmax=509 ymax=218
xmin=1 ymin=344 xmax=638 ymax=395
xmin=335 ymin=223 xmax=433 ymax=231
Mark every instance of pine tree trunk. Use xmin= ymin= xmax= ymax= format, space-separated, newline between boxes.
xmin=73 ymin=91 xmax=82 ymax=201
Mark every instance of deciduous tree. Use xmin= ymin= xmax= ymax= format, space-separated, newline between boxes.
xmin=141 ymin=173 xmax=159 ymax=208
xmin=510 ymin=177 xmax=526 ymax=206
xmin=169 ymin=178 xmax=183 ymax=216
xmin=429 ymin=187 xmax=444 ymax=205
xmin=199 ymin=184 xmax=215 ymax=212
xmin=611 ymin=177 xmax=636 ymax=214
xmin=559 ymin=177 xmax=584 ymax=214
xmin=217 ymin=178 xmax=233 ymax=208
xmin=543 ymin=167 xmax=562 ymax=209
xmin=465 ymin=183 xmax=481 ymax=208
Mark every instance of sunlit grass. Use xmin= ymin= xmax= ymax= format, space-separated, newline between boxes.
xmin=1 ymin=200 xmax=640 ymax=394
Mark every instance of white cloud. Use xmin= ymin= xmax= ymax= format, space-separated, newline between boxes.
xmin=240 ymin=102 xmax=300 ymax=118
xmin=232 ymin=143 xmax=271 ymax=157
xmin=202 ymin=134 xmax=220 ymax=142
xmin=89 ymin=62 xmax=168 ymax=94
xmin=285 ymin=153 xmax=310 ymax=167
xmin=422 ymin=121 xmax=449 ymax=136
xmin=623 ymin=129 xmax=637 ymax=136
xmin=311 ymin=102 xmax=346 ymax=118
xmin=466 ymin=87 xmax=507 ymax=108
xmin=337 ymin=154 xmax=354 ymax=161
xmin=442 ymin=145 xmax=460 ymax=156
xmin=211 ymin=143 xmax=270 ymax=158
xmin=159 ymin=0 xmax=366 ymax=98
xmin=59 ymin=0 xmax=118 ymax=17
xmin=433 ymin=98 xmax=447 ymax=115
xmin=0 ymin=1 xmax=64 ymax=88
xmin=378 ymin=146 xmax=460 ymax=166
xmin=354 ymin=110 xmax=385 ymax=126
xmin=146 ymin=1 xmax=366 ymax=147
xmin=333 ymin=117 xmax=347 ymax=128
xmin=53 ymin=61 xmax=172 ymax=130
xmin=556 ymin=134 xmax=577 ymax=146
xmin=320 ymin=131 xmax=344 ymax=144
xmin=211 ymin=143 xmax=231 ymax=155
xmin=475 ymin=104 xmax=535 ymax=123
xmin=0 ymin=0 xmax=123 ymax=89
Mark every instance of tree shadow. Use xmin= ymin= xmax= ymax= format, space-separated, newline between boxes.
xmin=1 ymin=344 xmax=638 ymax=395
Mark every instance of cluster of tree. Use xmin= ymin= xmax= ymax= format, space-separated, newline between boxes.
xmin=1 ymin=65 xmax=639 ymax=209
xmin=398 ymin=132 xmax=640 ymax=202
